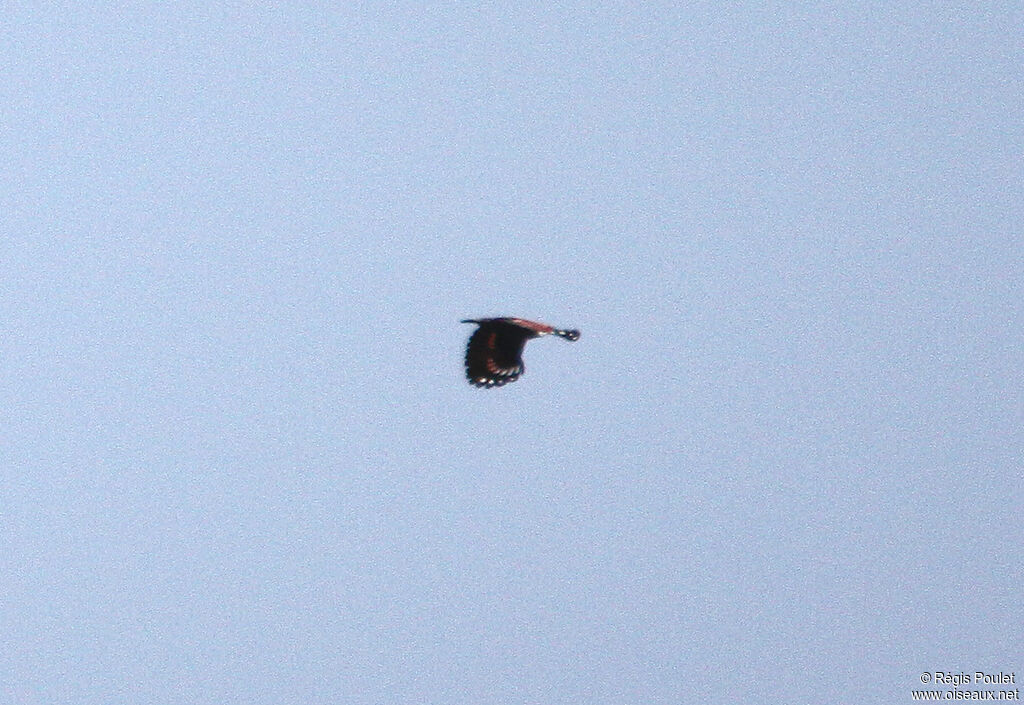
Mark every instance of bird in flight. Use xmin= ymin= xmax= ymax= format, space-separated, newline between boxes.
xmin=461 ymin=317 xmax=580 ymax=388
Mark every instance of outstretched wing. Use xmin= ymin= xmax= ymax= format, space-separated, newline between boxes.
xmin=464 ymin=324 xmax=529 ymax=388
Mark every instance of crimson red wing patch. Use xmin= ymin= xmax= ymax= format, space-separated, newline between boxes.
xmin=464 ymin=328 xmax=526 ymax=387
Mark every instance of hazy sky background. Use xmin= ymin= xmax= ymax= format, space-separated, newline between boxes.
xmin=2 ymin=2 xmax=1021 ymax=703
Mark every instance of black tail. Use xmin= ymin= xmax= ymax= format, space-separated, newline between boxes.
xmin=555 ymin=329 xmax=580 ymax=341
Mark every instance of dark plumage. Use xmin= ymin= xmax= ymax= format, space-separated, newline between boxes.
xmin=461 ymin=317 xmax=580 ymax=388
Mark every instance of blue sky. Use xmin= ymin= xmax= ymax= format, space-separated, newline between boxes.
xmin=2 ymin=2 xmax=1021 ymax=703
